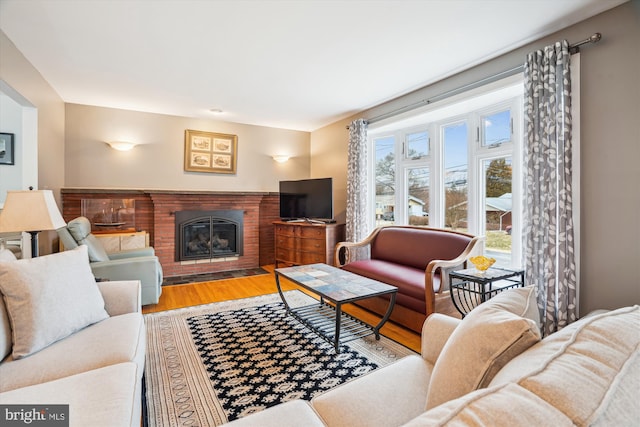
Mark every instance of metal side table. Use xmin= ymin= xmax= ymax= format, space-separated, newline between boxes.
xmin=449 ymin=267 xmax=524 ymax=317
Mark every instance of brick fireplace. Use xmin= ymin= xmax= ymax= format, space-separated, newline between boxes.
xmin=61 ymin=189 xmax=280 ymax=278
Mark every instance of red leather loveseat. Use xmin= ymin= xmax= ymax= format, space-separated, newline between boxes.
xmin=335 ymin=226 xmax=482 ymax=332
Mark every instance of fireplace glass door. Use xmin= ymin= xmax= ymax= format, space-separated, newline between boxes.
xmin=176 ymin=210 xmax=243 ymax=262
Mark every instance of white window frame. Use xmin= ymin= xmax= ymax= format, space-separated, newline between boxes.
xmin=368 ymin=74 xmax=524 ymax=268
xmin=398 ymin=125 xmax=431 ymax=224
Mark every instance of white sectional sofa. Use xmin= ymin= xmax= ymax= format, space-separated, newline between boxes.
xmin=224 ymin=286 xmax=639 ymax=426
xmin=0 ymin=246 xmax=145 ymax=427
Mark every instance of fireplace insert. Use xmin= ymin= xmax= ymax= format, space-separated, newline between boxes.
xmin=175 ymin=210 xmax=243 ymax=261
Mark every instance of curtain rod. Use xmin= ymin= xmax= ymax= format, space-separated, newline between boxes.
xmin=347 ymin=33 xmax=602 ymax=129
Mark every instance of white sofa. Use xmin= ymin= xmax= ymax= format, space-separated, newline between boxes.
xmin=0 ymin=246 xmax=145 ymax=427
xmin=224 ymin=286 xmax=639 ymax=426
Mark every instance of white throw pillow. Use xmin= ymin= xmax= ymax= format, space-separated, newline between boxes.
xmin=0 ymin=248 xmax=17 ymax=262
xmin=0 ymin=245 xmax=109 ymax=359
xmin=425 ymin=285 xmax=541 ymax=409
xmin=0 ymin=248 xmax=15 ymax=360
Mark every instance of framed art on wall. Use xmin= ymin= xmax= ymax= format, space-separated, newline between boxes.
xmin=184 ymin=129 xmax=237 ymax=174
xmin=0 ymin=133 xmax=15 ymax=165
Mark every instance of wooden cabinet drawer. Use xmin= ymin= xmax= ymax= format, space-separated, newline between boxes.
xmin=275 ymin=224 xmax=297 ymax=237
xmin=299 ymin=238 xmax=325 ymax=253
xmin=276 ymin=247 xmax=297 ymax=263
xmin=275 ymin=235 xmax=296 ymax=250
xmin=299 ymin=227 xmax=326 ymax=239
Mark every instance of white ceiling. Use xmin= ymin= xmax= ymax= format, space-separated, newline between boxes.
xmin=0 ymin=0 xmax=626 ymax=132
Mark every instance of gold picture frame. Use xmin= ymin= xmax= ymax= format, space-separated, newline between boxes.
xmin=184 ymin=129 xmax=237 ymax=174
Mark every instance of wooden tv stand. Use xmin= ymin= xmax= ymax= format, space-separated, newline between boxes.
xmin=273 ymin=221 xmax=345 ymax=267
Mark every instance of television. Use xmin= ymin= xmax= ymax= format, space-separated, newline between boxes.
xmin=279 ymin=178 xmax=334 ymax=222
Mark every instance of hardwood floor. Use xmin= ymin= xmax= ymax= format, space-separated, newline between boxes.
xmin=142 ymin=265 xmax=422 ymax=353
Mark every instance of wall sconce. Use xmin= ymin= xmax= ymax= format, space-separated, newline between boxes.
xmin=272 ymin=155 xmax=290 ymax=163
xmin=107 ymin=141 xmax=137 ymax=151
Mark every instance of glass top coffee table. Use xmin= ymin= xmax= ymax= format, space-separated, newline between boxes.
xmin=275 ymin=263 xmax=398 ymax=353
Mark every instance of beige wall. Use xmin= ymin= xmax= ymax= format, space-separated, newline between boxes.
xmin=0 ymin=31 xmax=65 ymax=194
xmin=0 ymin=94 xmax=23 ymax=204
xmin=310 ymin=2 xmax=640 ymax=315
xmin=65 ymin=104 xmax=311 ymax=192
xmin=0 ymin=30 xmax=65 ymax=255
xmin=309 ymin=117 xmax=352 ymax=223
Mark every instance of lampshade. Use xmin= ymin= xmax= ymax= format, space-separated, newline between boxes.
xmin=0 ymin=190 xmax=67 ymax=233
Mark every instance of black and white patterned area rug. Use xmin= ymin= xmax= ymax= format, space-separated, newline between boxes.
xmin=144 ymin=291 xmax=416 ymax=426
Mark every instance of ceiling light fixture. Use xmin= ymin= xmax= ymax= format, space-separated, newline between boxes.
xmin=107 ymin=141 xmax=137 ymax=151
xmin=272 ymin=155 xmax=290 ymax=163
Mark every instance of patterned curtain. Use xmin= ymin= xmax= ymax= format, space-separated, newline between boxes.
xmin=346 ymin=119 xmax=369 ymax=258
xmin=523 ymin=40 xmax=577 ymax=336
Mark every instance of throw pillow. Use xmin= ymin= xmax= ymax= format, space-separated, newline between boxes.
xmin=0 ymin=248 xmax=17 ymax=262
xmin=0 ymin=245 xmax=109 ymax=359
xmin=0 ymin=249 xmax=17 ymax=360
xmin=425 ymin=285 xmax=541 ymax=409
xmin=0 ymin=247 xmax=16 ymax=360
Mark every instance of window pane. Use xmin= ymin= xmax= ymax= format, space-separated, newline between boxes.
xmin=407 ymin=167 xmax=429 ymax=226
xmin=406 ymin=130 xmax=428 ymax=159
xmin=444 ymin=122 xmax=468 ymax=232
xmin=375 ymin=136 xmax=396 ymax=226
xmin=484 ymin=157 xmax=512 ymax=267
xmin=482 ymin=110 xmax=510 ymax=146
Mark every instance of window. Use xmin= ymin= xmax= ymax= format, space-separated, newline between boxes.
xmin=443 ymin=121 xmax=468 ymax=232
xmin=481 ymin=109 xmax=511 ymax=147
xmin=374 ymin=135 xmax=396 ymax=224
xmin=405 ymin=130 xmax=429 ymax=159
xmin=482 ymin=157 xmax=513 ymax=266
xmin=406 ymin=166 xmax=429 ymax=225
xmin=369 ymin=77 xmax=522 ymax=268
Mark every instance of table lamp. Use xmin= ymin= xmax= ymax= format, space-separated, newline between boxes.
xmin=0 ymin=189 xmax=67 ymax=257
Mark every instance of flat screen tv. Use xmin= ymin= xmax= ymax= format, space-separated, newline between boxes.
xmin=279 ymin=178 xmax=334 ymax=222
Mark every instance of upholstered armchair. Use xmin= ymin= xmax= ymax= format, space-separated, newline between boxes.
xmin=57 ymin=217 xmax=163 ymax=305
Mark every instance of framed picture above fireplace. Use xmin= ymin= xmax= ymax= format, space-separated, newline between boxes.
xmin=184 ymin=129 xmax=237 ymax=174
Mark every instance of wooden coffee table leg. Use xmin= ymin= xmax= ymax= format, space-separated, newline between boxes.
xmin=373 ymin=292 xmax=397 ymax=340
